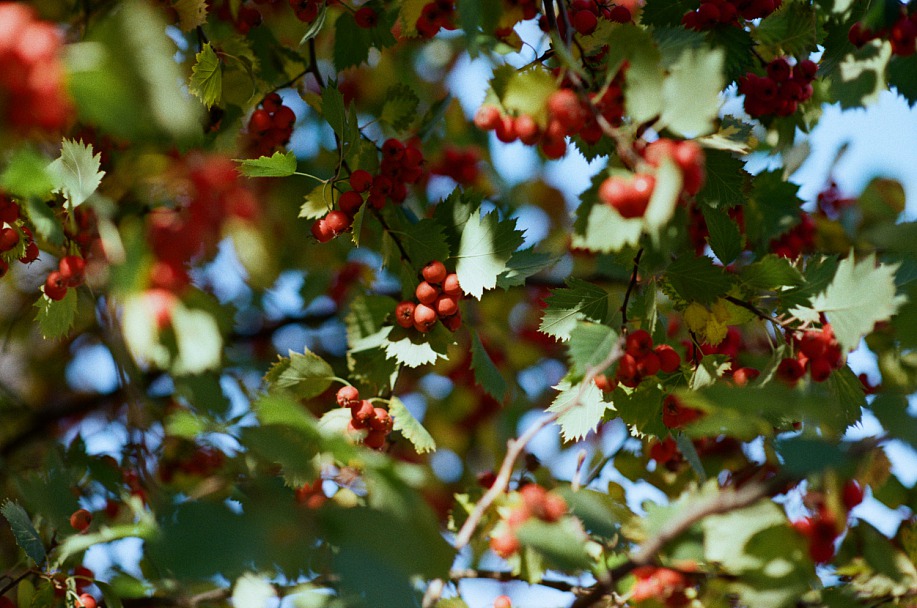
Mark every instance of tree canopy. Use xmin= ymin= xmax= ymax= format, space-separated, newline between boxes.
xmin=1 ymin=1 xmax=917 ymax=607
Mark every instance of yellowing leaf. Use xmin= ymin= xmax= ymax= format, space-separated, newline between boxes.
xmin=46 ymin=139 xmax=105 ymax=208
xmin=173 ymin=0 xmax=208 ymax=31
xmin=811 ymin=253 xmax=907 ymax=352
xmin=189 ymin=42 xmax=222 ymax=109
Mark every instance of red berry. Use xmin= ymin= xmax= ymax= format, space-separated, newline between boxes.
xmin=0 ymin=197 xmax=20 ymax=224
xmin=413 ymin=303 xmax=437 ymax=332
xmin=474 ymin=105 xmax=501 ymax=131
xmin=654 ymin=344 xmax=681 ymax=373
xmin=514 ymin=114 xmax=540 ymax=145
xmin=541 ymin=493 xmax=567 ymax=522
xmin=394 ymin=301 xmax=416 ymax=329
xmin=442 ymin=273 xmax=462 ymax=297
xmin=349 ymin=169 xmax=373 ymax=193
xmin=336 ymin=385 xmax=360 ymax=407
xmin=354 ymin=6 xmax=378 ymax=28
xmin=732 ymin=367 xmax=760 ymax=386
xmin=19 ymin=241 xmax=39 ymax=264
xmin=494 ymin=596 xmax=512 ymax=608
xmin=272 ymin=105 xmax=296 ymax=129
xmin=59 ymin=255 xmax=86 ymax=287
xmin=325 ymin=210 xmax=352 ymax=234
xmin=311 ymin=218 xmax=335 ymax=243
xmin=422 ymin=260 xmax=447 ymax=284
xmin=381 ymin=138 xmax=405 ymax=161
xmin=369 ymin=407 xmax=393 ymax=433
xmin=77 ymin=595 xmax=96 ymax=608
xmin=572 ymin=9 xmax=598 ymax=35
xmin=626 ymin=329 xmax=654 ymax=357
xmin=350 ymin=399 xmax=376 ymax=425
xmin=338 ymin=190 xmax=363 ymax=216
xmin=415 ymin=280 xmax=439 ymax=305
xmin=776 ymin=358 xmax=806 ymax=385
xmin=636 ymin=352 xmax=661 ymax=376
xmin=809 ymin=357 xmax=833 ymax=382
xmin=70 ymin=508 xmax=92 ymax=532
xmin=45 ymin=271 xmax=68 ymax=301
xmin=547 ymin=89 xmax=587 ymax=134
xmin=490 ymin=531 xmax=520 ymax=558
xmin=364 ymin=429 xmax=387 ymax=449
xmin=842 ymin=480 xmax=864 ymax=510
xmin=441 ymin=311 xmax=462 ymax=332
xmin=0 ymin=227 xmax=19 ymax=252
xmin=494 ymin=115 xmax=517 ymax=143
xmin=434 ymin=294 xmax=458 ymax=318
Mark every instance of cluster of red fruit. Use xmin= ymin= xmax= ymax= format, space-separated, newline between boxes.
xmin=792 ymin=481 xmax=863 ymax=563
xmin=661 ymin=394 xmax=703 ymax=429
xmin=148 ymin=155 xmax=259 ymax=295
xmin=295 ymin=478 xmax=328 ymax=509
xmin=394 ymin=260 xmax=463 ymax=333
xmin=247 ymin=93 xmax=296 ymax=157
xmin=0 ymin=3 xmax=72 ymax=134
xmin=617 ymin=330 xmax=683 ymax=389
xmin=681 ymin=0 xmax=781 ymax=30
xmin=631 ymin=566 xmax=691 ymax=607
xmin=416 ymin=1 xmax=457 ymax=38
xmin=849 ymin=9 xmax=917 ymax=56
xmin=0 ymin=195 xmax=38 ymax=278
xmin=739 ymin=58 xmax=817 ymax=118
xmin=565 ymin=0 xmax=634 ymax=36
xmin=429 ymin=146 xmax=481 ymax=186
xmin=489 ymin=484 xmax=568 ymax=558
xmin=336 ymin=386 xmax=393 ymax=450
xmin=505 ymin=0 xmax=539 ymax=20
xmin=214 ymin=0 xmax=264 ymax=34
xmin=776 ymin=324 xmax=843 ymax=385
xmin=158 ymin=439 xmax=226 ymax=483
xmin=815 ymin=181 xmax=855 ymax=220
xmin=44 ymin=255 xmax=86 ymax=301
xmin=769 ymin=213 xmax=815 ymax=258
xmin=599 ymin=139 xmax=705 ymax=219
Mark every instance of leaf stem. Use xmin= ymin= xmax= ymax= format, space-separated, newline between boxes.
xmin=620 ymin=248 xmax=644 ymax=332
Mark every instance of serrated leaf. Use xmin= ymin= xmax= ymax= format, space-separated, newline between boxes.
xmin=697 ymin=149 xmax=747 ymax=208
xmin=299 ymin=183 xmax=334 ymax=219
xmin=888 ymin=54 xmax=917 ymax=105
xmin=34 ymin=288 xmax=77 ymax=339
xmin=470 ymin=332 xmax=507 ymax=400
xmin=739 ymin=255 xmax=804 ymax=290
xmin=572 ymin=203 xmax=644 ymax=253
xmin=346 ymin=295 xmax=394 ymax=345
xmin=811 ymin=252 xmax=906 ymax=351
xmin=644 ymin=157 xmax=683 ymax=241
xmin=454 ymin=208 xmax=525 ymax=300
xmin=548 ymin=380 xmax=611 ymax=442
xmin=756 ymin=3 xmax=820 ymax=57
xmin=701 ymin=205 xmax=743 ymax=264
xmin=188 ymin=43 xmax=222 ymax=109
xmin=236 ymin=151 xmax=297 ymax=178
xmin=707 ymin=25 xmax=755 ymax=84
xmin=567 ymin=322 xmax=619 ymax=378
xmin=496 ymin=248 xmax=558 ymax=289
xmin=515 ymin=517 xmax=594 ymax=571
xmin=23 ymin=197 xmax=64 ymax=246
xmin=46 ymin=139 xmax=105 ymax=208
xmin=1 ymin=501 xmax=46 ymax=566
xmin=660 ymin=47 xmax=724 ymax=137
xmin=643 ymin=0 xmax=697 ymax=28
xmin=392 ymin=217 xmax=452 ymax=268
xmin=381 ymin=83 xmax=420 ymax=132
xmin=539 ymin=277 xmax=610 ymax=341
xmin=829 ymin=41 xmax=891 ymax=109
xmin=173 ymin=0 xmax=208 ymax=31
xmin=321 ymin=84 xmax=347 ymax=140
xmin=232 ymin=573 xmax=276 ymax=608
xmin=95 ymin=582 xmax=124 ymax=608
xmin=273 ymin=349 xmax=336 ymax=399
xmin=489 ymin=65 xmax=556 ymax=123
xmin=389 ymin=395 xmax=436 ymax=454
xmin=665 ymin=256 xmax=733 ymax=304
xmin=606 ymin=26 xmax=665 ymax=124
xmin=0 ymin=149 xmax=54 ymax=199
xmin=384 ymin=327 xmax=449 ymax=368
xmin=333 ymin=9 xmax=396 ymax=70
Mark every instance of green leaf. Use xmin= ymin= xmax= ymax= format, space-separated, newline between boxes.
xmin=384 ymin=325 xmax=452 ymax=368
xmin=539 ymin=277 xmax=610 ymax=341
xmin=299 ymin=183 xmax=334 ymax=219
xmin=496 ymin=248 xmax=558 ymax=289
xmin=171 ymin=304 xmax=223 ymax=375
xmin=488 ymin=65 xmax=557 ymax=123
xmin=755 ymin=3 xmax=820 ymax=57
xmin=660 ymin=47 xmax=725 ymax=137
xmin=23 ymin=197 xmax=64 ymax=246
xmin=95 ymin=581 xmax=124 ymax=608
xmin=664 ymin=256 xmax=733 ymax=304
xmin=46 ymin=139 xmax=105 ymax=208
xmin=333 ymin=12 xmax=373 ymax=70
xmin=739 ymin=255 xmax=804 ymax=290
xmin=643 ymin=0 xmax=697 ymax=27
xmin=298 ymin=3 xmax=328 ymax=44
xmin=829 ymin=42 xmax=892 ymax=109
xmin=321 ymin=83 xmax=347 ymax=140
xmin=702 ymin=204 xmax=743 ymax=264
xmin=236 ymin=151 xmax=297 ymax=178
xmin=346 ymin=295 xmax=394 ymax=344
xmin=389 ymin=216 xmax=452 ymax=269
xmin=747 ymin=170 xmax=803 ymax=244
xmin=515 ymin=518 xmax=594 ymax=571
xmin=34 ymin=288 xmax=78 ymax=339
xmin=613 ymin=383 xmax=667 ymax=437
xmin=273 ymin=348 xmax=336 ymax=399
xmin=871 ymin=393 xmax=917 ymax=450
xmin=811 ymin=252 xmax=906 ymax=352
xmin=606 ymin=26 xmax=665 ymax=124
xmin=0 ymin=149 xmax=54 ymax=199
xmin=548 ymin=380 xmax=611 ymax=442
xmin=470 ymin=332 xmax=507 ymax=400
xmin=567 ymin=322 xmax=619 ymax=378
xmin=454 ymin=208 xmax=525 ymax=300
xmin=888 ymin=54 xmax=917 ymax=105
xmin=697 ymin=149 xmax=747 ymax=208
xmin=1 ymin=501 xmax=46 ymax=566
xmin=572 ymin=203 xmax=644 ymax=253
xmin=381 ymin=83 xmax=420 ymax=132
xmin=644 ymin=157 xmax=683 ymax=243
xmin=707 ymin=25 xmax=755 ymax=84
xmin=188 ymin=42 xmax=222 ymax=109
xmin=389 ymin=395 xmax=436 ymax=454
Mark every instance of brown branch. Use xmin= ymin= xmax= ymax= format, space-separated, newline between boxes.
xmin=723 ymin=295 xmax=795 ymax=332
xmin=620 ymin=248 xmax=644 ymax=331
xmin=423 ymin=335 xmax=627 ymax=608
xmin=371 ymin=208 xmax=413 ymax=265
xmin=0 ymin=570 xmax=32 ymax=598
xmin=448 ymin=569 xmax=583 ymax=593
xmin=307 ymin=39 xmax=325 ymax=89
xmin=569 ymin=479 xmax=780 ymax=608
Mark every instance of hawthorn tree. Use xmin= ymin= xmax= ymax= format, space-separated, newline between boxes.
xmin=1 ymin=0 xmax=917 ymax=607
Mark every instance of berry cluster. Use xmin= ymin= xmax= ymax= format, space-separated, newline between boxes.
xmin=776 ymin=323 xmax=843 ymax=385
xmin=662 ymin=394 xmax=703 ymax=429
xmin=336 ymin=386 xmax=393 ymax=450
xmin=394 ymin=261 xmax=464 ymax=333
xmin=613 ymin=330 xmax=683 ymax=389
xmin=290 ymin=0 xmax=323 ymax=22
xmin=214 ymin=1 xmax=264 ymax=34
xmin=416 ymin=1 xmax=457 ymax=38
xmin=158 ymin=439 xmax=226 ymax=484
xmin=505 ymin=0 xmax=538 ymax=21
xmin=0 ymin=195 xmax=39 ymax=277
xmin=598 ymin=139 xmax=705 ymax=219
xmin=0 ymin=3 xmax=72 ymax=134
xmin=739 ymin=58 xmax=817 ymax=118
xmin=649 ymin=435 xmax=681 ymax=469
xmin=568 ymin=0 xmax=633 ymax=35
xmin=849 ymin=10 xmax=917 ymax=56
xmin=44 ymin=255 xmax=86 ymax=301
xmin=429 ymin=146 xmax=481 ymax=186
xmin=147 ymin=155 xmax=260 ymax=295
xmin=815 ymin=181 xmax=854 ymax=220
xmin=295 ymin=478 xmax=328 ymax=508
xmin=769 ymin=213 xmax=815 ymax=258
xmin=489 ymin=484 xmax=568 ymax=558
xmin=474 ymin=84 xmax=624 ymax=159
xmin=792 ymin=481 xmax=863 ymax=564
xmin=247 ymin=93 xmax=296 ymax=157
xmin=682 ymin=0 xmax=781 ymax=30
xmin=631 ymin=566 xmax=691 ymax=607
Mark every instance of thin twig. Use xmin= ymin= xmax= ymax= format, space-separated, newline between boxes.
xmin=0 ymin=570 xmax=32 ymax=597
xmin=724 ymin=295 xmax=795 ymax=332
xmin=371 ymin=209 xmax=413 ymax=265
xmin=620 ymin=248 xmax=644 ymax=331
